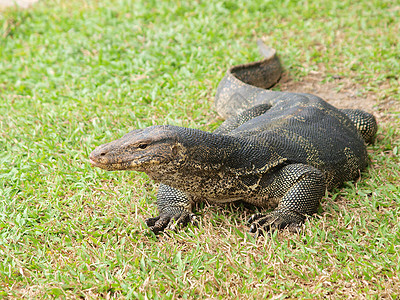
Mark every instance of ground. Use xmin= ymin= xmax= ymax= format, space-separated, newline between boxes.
xmin=279 ymin=72 xmax=398 ymax=122
xmin=0 ymin=0 xmax=38 ymax=8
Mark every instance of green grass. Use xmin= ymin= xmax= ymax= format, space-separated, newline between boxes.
xmin=1 ymin=0 xmax=399 ymax=298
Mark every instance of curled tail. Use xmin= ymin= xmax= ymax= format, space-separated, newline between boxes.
xmin=214 ymin=41 xmax=283 ymax=119
xmin=341 ymin=109 xmax=378 ymax=143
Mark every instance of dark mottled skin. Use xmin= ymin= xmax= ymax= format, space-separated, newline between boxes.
xmin=90 ymin=41 xmax=377 ymax=235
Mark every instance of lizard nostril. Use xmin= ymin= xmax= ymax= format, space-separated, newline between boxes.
xmin=100 ymin=152 xmax=106 ymax=156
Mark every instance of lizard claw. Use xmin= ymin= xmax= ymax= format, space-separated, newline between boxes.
xmin=247 ymin=210 xmax=305 ymax=236
xmin=248 ymin=213 xmax=280 ymax=236
xmin=145 ymin=212 xmax=198 ymax=234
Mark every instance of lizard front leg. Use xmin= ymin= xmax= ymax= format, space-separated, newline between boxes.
xmin=146 ymin=184 xmax=197 ymax=233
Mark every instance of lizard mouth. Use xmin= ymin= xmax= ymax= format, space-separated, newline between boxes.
xmin=89 ymin=155 xmax=164 ymax=171
xmin=89 ymin=158 xmax=102 ymax=167
xmin=89 ymin=158 xmax=134 ymax=171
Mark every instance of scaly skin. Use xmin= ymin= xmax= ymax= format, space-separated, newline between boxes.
xmin=90 ymin=41 xmax=377 ymax=235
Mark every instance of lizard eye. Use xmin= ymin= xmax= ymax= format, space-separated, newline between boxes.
xmin=138 ymin=143 xmax=148 ymax=149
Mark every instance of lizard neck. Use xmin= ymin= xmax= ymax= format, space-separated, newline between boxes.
xmin=146 ymin=126 xmax=286 ymax=199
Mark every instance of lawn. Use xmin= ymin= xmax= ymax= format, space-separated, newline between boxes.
xmin=1 ymin=0 xmax=399 ymax=298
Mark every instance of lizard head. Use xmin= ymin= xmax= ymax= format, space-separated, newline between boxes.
xmin=89 ymin=125 xmax=186 ymax=172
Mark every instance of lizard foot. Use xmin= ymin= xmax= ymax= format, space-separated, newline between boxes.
xmin=145 ymin=211 xmax=198 ymax=234
xmin=247 ymin=210 xmax=305 ymax=236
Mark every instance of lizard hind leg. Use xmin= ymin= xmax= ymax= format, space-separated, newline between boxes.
xmin=340 ymin=109 xmax=378 ymax=143
xmin=248 ymin=164 xmax=326 ymax=236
